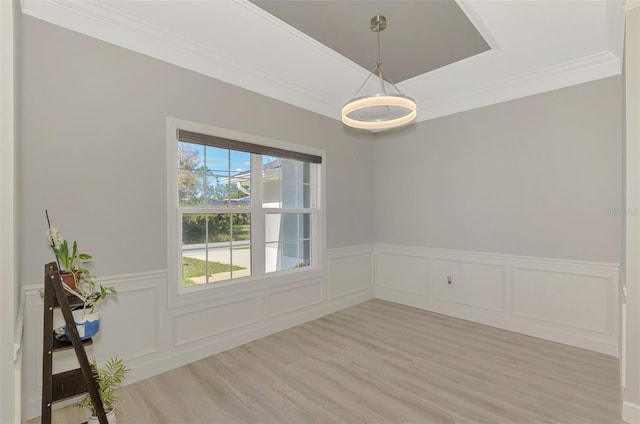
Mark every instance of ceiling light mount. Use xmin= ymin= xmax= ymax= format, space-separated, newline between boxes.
xmin=370 ymin=15 xmax=386 ymax=32
xmin=342 ymin=15 xmax=417 ymax=131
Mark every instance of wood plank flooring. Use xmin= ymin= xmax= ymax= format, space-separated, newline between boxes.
xmin=36 ymin=299 xmax=622 ymax=423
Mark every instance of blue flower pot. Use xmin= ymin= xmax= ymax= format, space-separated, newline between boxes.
xmin=64 ymin=309 xmax=100 ymax=340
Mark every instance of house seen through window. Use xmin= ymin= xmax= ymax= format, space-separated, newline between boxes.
xmin=176 ymin=130 xmax=320 ymax=288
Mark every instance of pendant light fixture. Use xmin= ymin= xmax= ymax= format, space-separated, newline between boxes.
xmin=342 ymin=16 xmax=417 ymax=130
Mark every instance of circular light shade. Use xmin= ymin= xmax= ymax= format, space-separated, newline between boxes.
xmin=342 ymin=93 xmax=417 ymax=130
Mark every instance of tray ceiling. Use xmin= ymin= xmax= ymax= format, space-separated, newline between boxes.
xmin=250 ymin=1 xmax=491 ymax=82
xmin=20 ymin=0 xmax=624 ymax=128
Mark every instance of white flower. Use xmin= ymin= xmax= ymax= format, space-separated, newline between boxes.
xmin=45 ymin=227 xmax=63 ymax=249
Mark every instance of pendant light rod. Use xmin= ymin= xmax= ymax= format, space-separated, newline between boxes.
xmin=373 ymin=16 xmax=386 ymax=94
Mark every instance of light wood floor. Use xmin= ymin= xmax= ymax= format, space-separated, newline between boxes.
xmin=36 ymin=299 xmax=622 ymax=424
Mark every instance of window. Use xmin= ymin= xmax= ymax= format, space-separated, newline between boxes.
xmin=172 ymin=127 xmax=322 ymax=290
xmin=263 ymin=156 xmax=313 ymax=273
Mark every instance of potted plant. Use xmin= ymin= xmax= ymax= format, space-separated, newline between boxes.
xmin=64 ymin=280 xmax=117 ymax=340
xmin=77 ymin=280 xmax=118 ymax=314
xmin=45 ymin=226 xmax=93 ymax=291
xmin=45 ymin=217 xmax=118 ymax=340
xmin=78 ymin=357 xmax=130 ymax=424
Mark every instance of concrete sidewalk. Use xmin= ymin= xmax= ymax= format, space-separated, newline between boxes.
xmin=182 ymin=246 xmax=251 ymax=284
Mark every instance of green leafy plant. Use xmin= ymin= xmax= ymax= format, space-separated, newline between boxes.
xmin=46 ymin=227 xmax=117 ymax=312
xmin=45 ymin=227 xmax=93 ymax=286
xmin=78 ymin=357 xmax=130 ymax=415
xmin=76 ymin=280 xmax=118 ymax=314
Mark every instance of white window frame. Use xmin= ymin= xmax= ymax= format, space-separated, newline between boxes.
xmin=167 ymin=118 xmax=326 ymax=308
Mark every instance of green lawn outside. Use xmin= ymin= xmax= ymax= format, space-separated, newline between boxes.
xmin=182 ymin=256 xmax=245 ymax=287
xmin=232 ymin=224 xmax=250 ymax=241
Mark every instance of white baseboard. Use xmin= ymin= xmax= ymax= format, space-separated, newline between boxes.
xmin=376 ymin=287 xmax=617 ymax=356
xmin=624 ymin=401 xmax=640 ymax=423
xmin=375 ymin=244 xmax=620 ymax=356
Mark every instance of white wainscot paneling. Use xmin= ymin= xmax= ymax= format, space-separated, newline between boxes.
xmin=511 ymin=267 xmax=612 ymax=334
xmin=95 ymin=287 xmax=159 ymax=360
xmin=22 ymin=288 xmax=43 ymax=416
xmin=328 ymin=246 xmax=373 ymax=299
xmin=87 ymin=272 xmax=161 ymax=361
xmin=173 ymin=297 xmax=262 ymax=347
xmin=267 ymin=282 xmax=323 ymax=318
xmin=373 ymin=244 xmax=619 ymax=356
xmin=376 ymin=250 xmax=428 ymax=295
xmin=45 ymin=284 xmax=159 ymax=373
xmin=430 ymin=258 xmax=505 ymax=312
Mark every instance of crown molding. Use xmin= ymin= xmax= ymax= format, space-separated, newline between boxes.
xmin=454 ymin=0 xmax=500 ymax=51
xmin=416 ymin=50 xmax=621 ymax=122
xmin=21 ymin=0 xmax=624 ymax=126
xmin=20 ymin=0 xmax=343 ymax=120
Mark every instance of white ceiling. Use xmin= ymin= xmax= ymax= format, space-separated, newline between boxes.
xmin=21 ymin=0 xmax=625 ymax=127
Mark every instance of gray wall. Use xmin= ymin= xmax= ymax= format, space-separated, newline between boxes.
xmin=624 ymin=5 xmax=640 ymax=410
xmin=20 ymin=14 xmax=623 ymax=279
xmin=20 ymin=16 xmax=375 ymax=284
xmin=375 ymin=76 xmax=623 ymax=263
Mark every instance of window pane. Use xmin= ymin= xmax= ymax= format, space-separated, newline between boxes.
xmin=261 ymin=157 xmax=311 ymax=209
xmin=181 ymin=213 xmax=251 ymax=287
xmin=178 ymin=142 xmax=205 ymax=207
xmin=229 ymin=150 xmax=251 ymax=208
xmin=303 ymin=184 xmax=310 ymax=209
xmin=281 ymin=213 xmax=302 ymax=241
xmin=303 ymin=214 xmax=310 ymax=239
xmin=265 ymin=241 xmax=311 ymax=273
xmin=303 ymin=162 xmax=310 ymax=184
xmin=231 ymin=213 xmax=251 ymax=242
xmin=181 ymin=214 xmax=206 ymax=287
xmin=303 ymin=239 xmax=311 ymax=264
xmin=231 ymin=213 xmax=251 ymax=278
xmin=262 ymin=155 xmax=280 ymax=207
xmin=232 ymin=245 xmax=251 ymax=279
xmin=265 ymin=213 xmax=311 ymax=273
xmin=205 ymin=146 xmax=230 ymax=207
xmin=265 ymin=213 xmax=279 ymax=243
xmin=179 ymin=144 xmax=253 ymax=209
xmin=281 ymin=159 xmax=305 ymax=208
xmin=265 ymin=213 xmax=310 ymax=242
xmin=207 ymin=241 xmax=231 ymax=283
xmin=265 ymin=242 xmax=279 ymax=274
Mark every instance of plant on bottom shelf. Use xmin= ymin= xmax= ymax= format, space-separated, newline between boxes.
xmin=78 ymin=357 xmax=130 ymax=424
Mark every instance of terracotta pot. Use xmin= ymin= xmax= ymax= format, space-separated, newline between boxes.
xmin=60 ymin=272 xmax=77 ymax=290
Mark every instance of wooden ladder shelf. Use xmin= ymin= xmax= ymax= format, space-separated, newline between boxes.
xmin=41 ymin=262 xmax=108 ymax=424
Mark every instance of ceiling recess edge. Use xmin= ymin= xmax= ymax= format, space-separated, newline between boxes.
xmin=21 ymin=0 xmax=624 ymax=125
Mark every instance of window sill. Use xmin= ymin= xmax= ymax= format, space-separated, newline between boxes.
xmin=169 ymin=266 xmax=325 ymax=310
